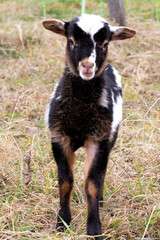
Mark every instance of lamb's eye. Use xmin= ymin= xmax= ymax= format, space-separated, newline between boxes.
xmin=103 ymin=42 xmax=109 ymax=49
xmin=104 ymin=43 xmax=108 ymax=48
xmin=68 ymin=39 xmax=74 ymax=47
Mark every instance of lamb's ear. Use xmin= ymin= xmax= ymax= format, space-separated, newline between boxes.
xmin=42 ymin=19 xmax=68 ymax=36
xmin=110 ymin=26 xmax=136 ymax=41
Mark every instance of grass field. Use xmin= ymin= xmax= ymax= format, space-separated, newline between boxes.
xmin=0 ymin=1 xmax=160 ymax=239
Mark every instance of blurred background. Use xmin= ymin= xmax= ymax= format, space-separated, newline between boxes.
xmin=0 ymin=0 xmax=160 ymax=22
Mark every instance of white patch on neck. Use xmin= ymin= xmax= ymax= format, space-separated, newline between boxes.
xmin=109 ymin=92 xmax=123 ymax=141
xmin=77 ymin=14 xmax=106 ymax=39
xmin=112 ymin=67 xmax=122 ymax=88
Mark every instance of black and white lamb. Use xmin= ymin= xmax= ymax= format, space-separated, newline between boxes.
xmin=42 ymin=14 xmax=136 ymax=240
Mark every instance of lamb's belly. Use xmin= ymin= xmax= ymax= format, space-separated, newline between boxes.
xmin=63 ymin=108 xmax=112 ymax=142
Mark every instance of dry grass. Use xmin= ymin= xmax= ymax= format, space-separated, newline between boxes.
xmin=0 ymin=5 xmax=160 ymax=240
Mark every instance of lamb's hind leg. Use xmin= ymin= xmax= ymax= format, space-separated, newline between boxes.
xmin=51 ymin=141 xmax=74 ymax=232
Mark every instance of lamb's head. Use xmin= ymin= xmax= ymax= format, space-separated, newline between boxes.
xmin=43 ymin=14 xmax=136 ymax=80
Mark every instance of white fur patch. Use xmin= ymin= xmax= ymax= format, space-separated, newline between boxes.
xmin=110 ymin=92 xmax=123 ymax=140
xmin=79 ymin=71 xmax=95 ymax=81
xmin=99 ymin=88 xmax=108 ymax=108
xmin=77 ymin=14 xmax=107 ymax=80
xmin=79 ymin=44 xmax=96 ymax=80
xmin=50 ymin=82 xmax=62 ymax=100
xmin=88 ymin=46 xmax=96 ymax=64
xmin=112 ymin=67 xmax=122 ymax=88
xmin=77 ymin=14 xmax=106 ymax=39
xmin=44 ymin=83 xmax=61 ymax=127
xmin=51 ymin=83 xmax=58 ymax=99
xmin=109 ymin=25 xmax=122 ymax=33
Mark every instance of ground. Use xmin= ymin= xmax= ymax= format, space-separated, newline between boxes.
xmin=0 ymin=1 xmax=160 ymax=239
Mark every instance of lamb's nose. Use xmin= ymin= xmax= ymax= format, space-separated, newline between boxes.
xmin=82 ymin=61 xmax=94 ymax=69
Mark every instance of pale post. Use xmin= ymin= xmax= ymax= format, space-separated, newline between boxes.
xmin=108 ymin=0 xmax=126 ymax=26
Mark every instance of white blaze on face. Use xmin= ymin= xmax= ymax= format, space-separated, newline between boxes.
xmin=77 ymin=14 xmax=107 ymax=80
xmin=79 ymin=45 xmax=97 ymax=80
xmin=77 ymin=14 xmax=106 ymax=39
xmin=89 ymin=45 xmax=96 ymax=64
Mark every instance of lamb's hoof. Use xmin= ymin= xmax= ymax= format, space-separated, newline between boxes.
xmin=99 ymin=200 xmax=104 ymax=208
xmin=56 ymin=221 xmax=66 ymax=232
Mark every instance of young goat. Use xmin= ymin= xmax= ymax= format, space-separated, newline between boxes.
xmin=43 ymin=14 xmax=136 ymax=239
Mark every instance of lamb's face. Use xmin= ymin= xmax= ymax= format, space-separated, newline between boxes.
xmin=66 ymin=15 xmax=111 ymax=80
xmin=42 ymin=14 xmax=136 ymax=80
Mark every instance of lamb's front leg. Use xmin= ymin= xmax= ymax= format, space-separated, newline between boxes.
xmin=52 ymin=141 xmax=74 ymax=232
xmin=85 ymin=140 xmax=110 ymax=240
